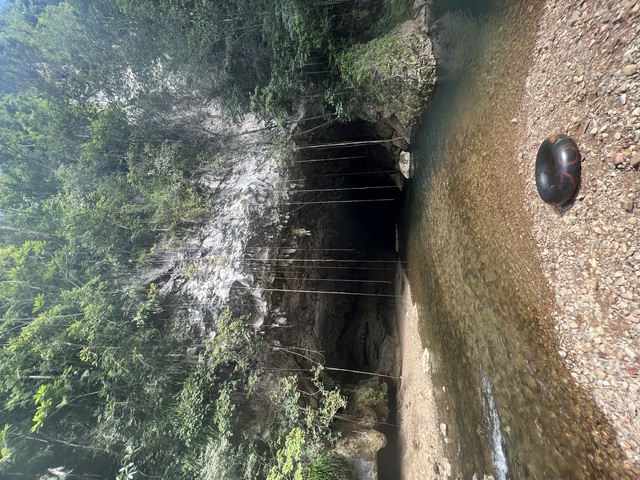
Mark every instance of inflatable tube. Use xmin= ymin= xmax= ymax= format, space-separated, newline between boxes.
xmin=535 ymin=134 xmax=581 ymax=205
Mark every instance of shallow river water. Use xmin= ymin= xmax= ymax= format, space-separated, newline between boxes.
xmin=401 ymin=0 xmax=628 ymax=478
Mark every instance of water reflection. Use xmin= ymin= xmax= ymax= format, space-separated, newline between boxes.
xmin=402 ymin=0 xmax=627 ymax=478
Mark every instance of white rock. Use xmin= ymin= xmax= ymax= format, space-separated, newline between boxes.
xmin=398 ymin=151 xmax=413 ymax=179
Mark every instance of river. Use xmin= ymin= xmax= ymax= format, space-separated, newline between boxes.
xmin=400 ymin=0 xmax=628 ymax=478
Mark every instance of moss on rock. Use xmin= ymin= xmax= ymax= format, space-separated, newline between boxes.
xmin=334 ymin=17 xmax=436 ymax=129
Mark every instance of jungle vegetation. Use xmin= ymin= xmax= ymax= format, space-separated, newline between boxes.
xmin=0 ymin=0 xmax=413 ymax=477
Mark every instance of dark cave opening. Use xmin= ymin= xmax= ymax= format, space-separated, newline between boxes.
xmin=278 ymin=119 xmax=403 ymax=479
xmin=287 ymin=120 xmax=400 ymax=367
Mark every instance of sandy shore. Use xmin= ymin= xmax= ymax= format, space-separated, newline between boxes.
xmin=396 ymin=266 xmax=447 ymax=479
xmin=516 ymin=0 xmax=640 ymax=476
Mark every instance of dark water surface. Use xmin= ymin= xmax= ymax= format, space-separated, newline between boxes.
xmin=401 ymin=0 xmax=628 ymax=478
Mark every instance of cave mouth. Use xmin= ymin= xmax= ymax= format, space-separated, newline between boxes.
xmin=272 ymin=119 xmax=403 ymax=478
xmin=284 ymin=120 xmax=401 ymax=369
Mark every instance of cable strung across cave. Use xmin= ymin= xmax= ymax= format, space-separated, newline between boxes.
xmin=294 ymin=155 xmax=367 ymax=164
xmin=234 ymin=286 xmax=399 ymax=297
xmin=270 ymin=277 xmax=392 ymax=284
xmin=289 ymin=185 xmax=397 ymax=193
xmin=244 ymin=265 xmax=401 ymax=271
xmin=277 ymin=170 xmax=396 ymax=181
xmin=243 ymin=258 xmax=400 ymax=264
xmin=284 ymin=199 xmax=395 ymax=205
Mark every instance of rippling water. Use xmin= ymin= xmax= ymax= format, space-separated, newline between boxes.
xmin=401 ymin=0 xmax=628 ymax=478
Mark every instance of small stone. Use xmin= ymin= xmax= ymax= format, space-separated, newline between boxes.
xmin=590 ymin=127 xmax=599 ymax=136
xmin=442 ymin=458 xmax=452 ymax=477
xmin=611 ymin=152 xmax=625 ymax=165
xmin=440 ymin=423 xmax=448 ymax=437
xmin=621 ymin=198 xmax=635 ymax=212
xmin=631 ymin=152 xmax=640 ymax=167
xmin=623 ymin=64 xmax=638 ymax=76
xmin=623 ymin=48 xmax=636 ymax=64
xmin=615 ymin=84 xmax=628 ymax=94
xmin=570 ymin=10 xmax=580 ymax=26
xmin=511 ymin=118 xmax=518 ymax=124
xmin=632 ymin=107 xmax=640 ymax=117
xmin=421 ymin=348 xmax=431 ymax=374
xmin=594 ymin=226 xmax=604 ymax=234
xmin=621 ymin=93 xmax=627 ymax=105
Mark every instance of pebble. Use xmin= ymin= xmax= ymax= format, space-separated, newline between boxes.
xmin=623 ymin=49 xmax=636 ymax=64
xmin=611 ymin=152 xmax=625 ymax=165
xmin=570 ymin=10 xmax=580 ymax=26
xmin=621 ymin=198 xmax=635 ymax=212
xmin=615 ymin=84 xmax=628 ymax=94
xmin=631 ymin=152 xmax=640 ymax=168
xmin=623 ymin=64 xmax=638 ymax=76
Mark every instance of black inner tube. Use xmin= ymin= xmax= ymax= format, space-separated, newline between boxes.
xmin=535 ymin=134 xmax=581 ymax=206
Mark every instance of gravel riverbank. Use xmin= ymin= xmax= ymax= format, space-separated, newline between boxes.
xmin=517 ymin=0 xmax=640 ymax=476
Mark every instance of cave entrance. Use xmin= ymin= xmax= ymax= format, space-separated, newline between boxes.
xmin=284 ymin=120 xmax=400 ymax=369
xmin=273 ymin=119 xmax=403 ymax=479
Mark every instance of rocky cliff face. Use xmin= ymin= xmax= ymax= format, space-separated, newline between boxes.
xmin=154 ymin=114 xmax=292 ymax=337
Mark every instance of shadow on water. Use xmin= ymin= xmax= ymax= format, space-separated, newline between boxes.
xmin=400 ymin=0 xmax=628 ymax=478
